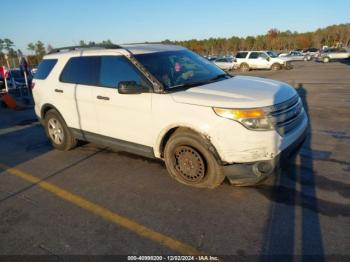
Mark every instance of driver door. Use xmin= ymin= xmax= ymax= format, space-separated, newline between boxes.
xmin=255 ymin=52 xmax=270 ymax=69
xmin=93 ymin=55 xmax=154 ymax=147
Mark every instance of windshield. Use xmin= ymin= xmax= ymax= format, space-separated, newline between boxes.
xmin=134 ymin=50 xmax=226 ymax=89
xmin=266 ymin=51 xmax=278 ymax=58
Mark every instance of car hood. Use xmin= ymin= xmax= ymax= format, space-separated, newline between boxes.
xmin=274 ymin=56 xmax=291 ymax=62
xmin=170 ymin=76 xmax=297 ymax=108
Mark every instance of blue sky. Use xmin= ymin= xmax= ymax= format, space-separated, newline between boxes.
xmin=2 ymin=0 xmax=349 ymax=53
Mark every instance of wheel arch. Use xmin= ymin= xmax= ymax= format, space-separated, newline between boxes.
xmin=41 ymin=103 xmax=65 ymax=121
xmin=155 ymin=124 xmax=223 ymax=163
xmin=271 ymin=62 xmax=281 ymax=69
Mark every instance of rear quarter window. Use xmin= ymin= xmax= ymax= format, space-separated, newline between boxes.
xmin=236 ymin=52 xmax=248 ymax=59
xmin=34 ymin=59 xmax=58 ymax=80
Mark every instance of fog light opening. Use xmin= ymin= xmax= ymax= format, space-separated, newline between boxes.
xmin=253 ymin=161 xmax=274 ymax=177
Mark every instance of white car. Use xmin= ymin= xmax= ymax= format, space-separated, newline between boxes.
xmin=234 ymin=51 xmax=292 ymax=71
xmin=32 ymin=44 xmax=307 ymax=188
xmin=214 ymin=57 xmax=234 ymax=71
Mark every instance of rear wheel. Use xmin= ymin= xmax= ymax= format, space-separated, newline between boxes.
xmin=240 ymin=63 xmax=250 ymax=72
xmin=164 ymin=129 xmax=225 ymax=189
xmin=44 ymin=109 xmax=77 ymax=151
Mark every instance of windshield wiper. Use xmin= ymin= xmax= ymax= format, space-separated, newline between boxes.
xmin=167 ymin=74 xmax=232 ymax=91
xmin=209 ymin=73 xmax=232 ymax=81
xmin=170 ymin=80 xmax=211 ymax=90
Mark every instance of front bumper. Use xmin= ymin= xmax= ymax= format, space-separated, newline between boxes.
xmin=223 ymin=126 xmax=307 ymax=185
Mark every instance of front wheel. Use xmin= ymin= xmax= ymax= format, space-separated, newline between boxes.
xmin=164 ymin=129 xmax=225 ymax=189
xmin=271 ymin=63 xmax=281 ymax=71
xmin=323 ymin=57 xmax=330 ymax=63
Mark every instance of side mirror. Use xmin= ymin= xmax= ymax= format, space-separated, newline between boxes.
xmin=266 ymin=57 xmax=270 ymax=61
xmin=118 ymin=81 xmax=143 ymax=94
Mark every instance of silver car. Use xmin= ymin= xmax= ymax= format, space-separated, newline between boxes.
xmin=317 ymin=48 xmax=350 ymax=63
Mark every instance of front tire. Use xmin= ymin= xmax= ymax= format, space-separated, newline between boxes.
xmin=44 ymin=109 xmax=77 ymax=151
xmin=323 ymin=56 xmax=330 ymax=63
xmin=271 ymin=63 xmax=281 ymax=71
xmin=164 ymin=129 xmax=225 ymax=189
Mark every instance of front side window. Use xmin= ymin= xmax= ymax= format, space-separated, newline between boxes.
xmin=258 ymin=53 xmax=268 ymax=59
xmin=266 ymin=51 xmax=278 ymax=58
xmin=249 ymin=52 xmax=260 ymax=59
xmin=60 ymin=56 xmax=100 ymax=85
xmin=100 ymin=56 xmax=146 ymax=88
xmin=135 ymin=50 xmax=225 ymax=89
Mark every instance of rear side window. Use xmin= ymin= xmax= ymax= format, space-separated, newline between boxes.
xmin=236 ymin=52 xmax=248 ymax=59
xmin=60 ymin=56 xmax=100 ymax=85
xmin=34 ymin=59 xmax=57 ymax=80
xmin=100 ymin=56 xmax=145 ymax=88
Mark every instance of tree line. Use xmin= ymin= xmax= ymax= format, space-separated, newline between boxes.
xmin=1 ymin=23 xmax=349 ymax=67
xmin=164 ymin=23 xmax=350 ymax=55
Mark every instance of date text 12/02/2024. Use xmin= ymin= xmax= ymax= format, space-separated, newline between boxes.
xmin=127 ymin=256 xmax=220 ymax=261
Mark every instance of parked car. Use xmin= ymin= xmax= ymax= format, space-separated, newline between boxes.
xmin=279 ymin=51 xmax=306 ymax=61
xmin=214 ymin=57 xmax=234 ymax=70
xmin=32 ymin=44 xmax=307 ymax=188
xmin=302 ymin=48 xmax=319 ymax=61
xmin=233 ymin=51 xmax=292 ymax=71
xmin=206 ymin=56 xmax=217 ymax=61
xmin=0 ymin=69 xmax=33 ymax=89
xmin=316 ymin=48 xmax=350 ymax=63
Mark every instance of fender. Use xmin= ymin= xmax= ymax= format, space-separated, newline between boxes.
xmin=154 ymin=123 xmax=225 ymax=164
xmin=40 ymin=103 xmax=66 ymax=123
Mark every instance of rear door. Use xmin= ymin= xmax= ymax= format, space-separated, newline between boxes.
xmin=247 ymin=52 xmax=259 ymax=68
xmin=59 ymin=56 xmax=99 ymax=133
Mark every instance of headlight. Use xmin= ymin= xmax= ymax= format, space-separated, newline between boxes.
xmin=213 ymin=107 xmax=274 ymax=130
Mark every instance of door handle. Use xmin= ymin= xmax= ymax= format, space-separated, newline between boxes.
xmin=97 ymin=95 xmax=110 ymax=101
xmin=54 ymin=89 xmax=64 ymax=93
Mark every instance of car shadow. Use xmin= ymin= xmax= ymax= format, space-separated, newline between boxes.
xmin=259 ymin=83 xmax=326 ymax=260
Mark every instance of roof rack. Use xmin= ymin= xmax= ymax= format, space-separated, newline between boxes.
xmin=47 ymin=43 xmax=164 ymax=93
xmin=48 ymin=44 xmax=123 ymax=54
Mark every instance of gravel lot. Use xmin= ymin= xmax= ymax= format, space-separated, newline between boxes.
xmin=0 ymin=60 xmax=349 ymax=259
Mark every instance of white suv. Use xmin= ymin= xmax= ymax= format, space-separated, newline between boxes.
xmin=33 ymin=44 xmax=307 ymax=188
xmin=234 ymin=51 xmax=292 ymax=72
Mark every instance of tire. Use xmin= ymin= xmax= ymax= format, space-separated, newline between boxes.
xmin=164 ymin=129 xmax=225 ymax=189
xmin=44 ymin=109 xmax=77 ymax=151
xmin=323 ymin=56 xmax=330 ymax=63
xmin=271 ymin=63 xmax=281 ymax=71
xmin=239 ymin=63 xmax=250 ymax=72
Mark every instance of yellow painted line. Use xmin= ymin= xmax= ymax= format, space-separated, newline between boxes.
xmin=0 ymin=163 xmax=202 ymax=255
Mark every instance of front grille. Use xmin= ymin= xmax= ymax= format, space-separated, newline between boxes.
xmin=268 ymin=95 xmax=305 ymax=136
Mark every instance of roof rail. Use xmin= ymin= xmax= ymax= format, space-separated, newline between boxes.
xmin=48 ymin=44 xmax=123 ymax=54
